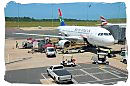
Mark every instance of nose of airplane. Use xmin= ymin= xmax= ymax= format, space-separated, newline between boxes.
xmin=107 ymin=36 xmax=115 ymax=45
xmin=102 ymin=35 xmax=115 ymax=46
xmin=56 ymin=27 xmax=60 ymax=30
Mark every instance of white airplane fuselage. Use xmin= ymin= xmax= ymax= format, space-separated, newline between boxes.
xmin=107 ymin=23 xmax=126 ymax=28
xmin=57 ymin=26 xmax=115 ymax=46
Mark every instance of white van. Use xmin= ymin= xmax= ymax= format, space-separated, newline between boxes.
xmin=120 ymin=50 xmax=128 ymax=64
xmin=45 ymin=47 xmax=56 ymax=57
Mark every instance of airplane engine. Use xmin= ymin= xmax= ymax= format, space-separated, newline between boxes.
xmin=58 ymin=40 xmax=71 ymax=48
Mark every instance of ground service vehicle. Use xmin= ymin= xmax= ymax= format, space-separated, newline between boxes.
xmin=22 ymin=41 xmax=33 ymax=49
xmin=47 ymin=65 xmax=72 ymax=83
xmin=68 ymin=48 xmax=85 ymax=53
xmin=120 ymin=49 xmax=128 ymax=64
xmin=61 ymin=47 xmax=84 ymax=54
xmin=91 ymin=52 xmax=109 ymax=65
xmin=45 ymin=47 xmax=56 ymax=57
xmin=60 ymin=54 xmax=76 ymax=67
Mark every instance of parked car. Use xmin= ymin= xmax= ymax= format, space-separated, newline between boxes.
xmin=47 ymin=65 xmax=72 ymax=83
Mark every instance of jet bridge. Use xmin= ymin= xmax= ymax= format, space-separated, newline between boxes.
xmin=103 ymin=25 xmax=126 ymax=44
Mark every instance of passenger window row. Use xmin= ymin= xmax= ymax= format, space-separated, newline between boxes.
xmin=98 ymin=33 xmax=111 ymax=36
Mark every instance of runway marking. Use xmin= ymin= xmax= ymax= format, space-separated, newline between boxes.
xmin=82 ymin=66 xmax=110 ymax=70
xmin=80 ymin=69 xmax=101 ymax=81
xmin=72 ymin=78 xmax=78 ymax=84
xmin=102 ymin=77 xmax=127 ymax=81
xmin=41 ymin=73 xmax=50 ymax=84
xmin=100 ymin=79 xmax=127 ymax=85
xmin=66 ymin=66 xmax=110 ymax=71
xmin=87 ymin=77 xmax=127 ymax=83
xmin=41 ymin=65 xmax=127 ymax=84
xmin=111 ymin=70 xmax=122 ymax=74
xmin=76 ymin=64 xmax=82 ymax=67
xmin=110 ymin=67 xmax=128 ymax=75
xmin=73 ymin=75 xmax=127 ymax=84
xmin=72 ymin=71 xmax=127 ymax=83
xmin=99 ymin=68 xmax=122 ymax=78
xmin=90 ymin=72 xmax=107 ymax=75
xmin=72 ymin=72 xmax=108 ymax=78
xmin=41 ymin=73 xmax=47 ymax=74
xmin=73 ymin=74 xmax=88 ymax=77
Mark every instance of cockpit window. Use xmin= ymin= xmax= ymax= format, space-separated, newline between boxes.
xmin=109 ymin=33 xmax=111 ymax=35
xmin=98 ymin=33 xmax=103 ymax=36
xmin=98 ymin=33 xmax=112 ymax=36
xmin=101 ymin=33 xmax=103 ymax=36
xmin=104 ymin=33 xmax=108 ymax=35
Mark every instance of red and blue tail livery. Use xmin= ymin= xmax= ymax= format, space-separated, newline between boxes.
xmin=100 ymin=16 xmax=108 ymax=26
xmin=58 ymin=8 xmax=66 ymax=26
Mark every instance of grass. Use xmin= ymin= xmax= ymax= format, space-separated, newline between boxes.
xmin=5 ymin=18 xmax=126 ymax=27
xmin=5 ymin=21 xmax=101 ymax=27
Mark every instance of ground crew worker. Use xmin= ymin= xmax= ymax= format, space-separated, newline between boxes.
xmin=16 ymin=41 xmax=19 ymax=48
xmin=108 ymin=49 xmax=111 ymax=58
xmin=65 ymin=59 xmax=68 ymax=63
xmin=97 ymin=48 xmax=101 ymax=53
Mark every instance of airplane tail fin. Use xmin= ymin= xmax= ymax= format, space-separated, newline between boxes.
xmin=58 ymin=8 xmax=66 ymax=26
xmin=100 ymin=16 xmax=108 ymax=26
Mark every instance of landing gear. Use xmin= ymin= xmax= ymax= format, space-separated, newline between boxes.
xmin=70 ymin=41 xmax=76 ymax=46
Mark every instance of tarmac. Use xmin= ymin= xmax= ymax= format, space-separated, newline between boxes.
xmin=4 ymin=27 xmax=128 ymax=84
xmin=5 ymin=63 xmax=128 ymax=84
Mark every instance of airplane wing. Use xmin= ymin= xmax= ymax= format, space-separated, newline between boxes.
xmin=13 ymin=33 xmax=83 ymax=40
xmin=13 ymin=32 xmax=65 ymax=38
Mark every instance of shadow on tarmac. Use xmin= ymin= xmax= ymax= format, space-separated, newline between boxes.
xmin=5 ymin=57 xmax=32 ymax=65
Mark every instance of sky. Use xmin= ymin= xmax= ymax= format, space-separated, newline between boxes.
xmin=4 ymin=1 xmax=126 ymax=20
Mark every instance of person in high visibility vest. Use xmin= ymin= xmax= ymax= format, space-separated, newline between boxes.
xmin=108 ymin=49 xmax=111 ymax=58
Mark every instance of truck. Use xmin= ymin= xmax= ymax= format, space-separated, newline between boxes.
xmin=47 ymin=65 xmax=72 ymax=83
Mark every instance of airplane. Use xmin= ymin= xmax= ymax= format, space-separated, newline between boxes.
xmin=100 ymin=16 xmax=126 ymax=28
xmin=14 ymin=9 xmax=115 ymax=48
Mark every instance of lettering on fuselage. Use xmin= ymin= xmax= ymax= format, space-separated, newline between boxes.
xmin=74 ymin=28 xmax=90 ymax=33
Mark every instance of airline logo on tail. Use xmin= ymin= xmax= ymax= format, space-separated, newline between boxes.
xmin=58 ymin=8 xmax=66 ymax=26
xmin=100 ymin=16 xmax=108 ymax=26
